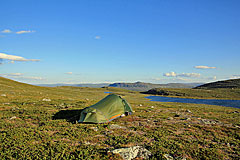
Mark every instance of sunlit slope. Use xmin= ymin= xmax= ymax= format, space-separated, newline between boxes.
xmin=194 ymin=78 xmax=240 ymax=89
xmin=0 ymin=76 xmax=65 ymax=100
xmin=142 ymin=87 xmax=240 ymax=100
xmin=0 ymin=76 xmax=42 ymax=90
xmin=0 ymin=76 xmax=138 ymax=102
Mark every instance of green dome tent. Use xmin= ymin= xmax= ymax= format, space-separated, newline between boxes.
xmin=79 ymin=94 xmax=133 ymax=123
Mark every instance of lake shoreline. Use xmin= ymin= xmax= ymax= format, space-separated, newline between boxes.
xmin=145 ymin=95 xmax=240 ymax=109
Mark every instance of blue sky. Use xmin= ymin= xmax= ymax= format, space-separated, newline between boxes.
xmin=1 ymin=0 xmax=240 ymax=84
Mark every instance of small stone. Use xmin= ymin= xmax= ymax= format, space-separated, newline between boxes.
xmin=42 ymin=98 xmax=51 ymax=102
xmin=84 ymin=141 xmax=91 ymax=145
xmin=235 ymin=125 xmax=240 ymax=129
xmin=181 ymin=157 xmax=187 ymax=160
xmin=104 ymin=130 xmax=114 ymax=134
xmin=90 ymin=127 xmax=98 ymax=132
xmin=109 ymin=124 xmax=127 ymax=129
xmin=10 ymin=116 xmax=17 ymax=120
xmin=163 ymin=154 xmax=174 ymax=160
xmin=182 ymin=118 xmax=191 ymax=121
xmin=167 ymin=117 xmax=173 ymax=120
xmin=151 ymin=106 xmax=154 ymax=108
xmin=1 ymin=94 xmax=6 ymax=97
xmin=120 ymin=114 xmax=125 ymax=117
xmin=111 ymin=146 xmax=151 ymax=160
xmin=139 ymin=104 xmax=143 ymax=107
xmin=186 ymin=109 xmax=192 ymax=113
xmin=201 ymin=119 xmax=217 ymax=125
xmin=232 ymin=111 xmax=239 ymax=113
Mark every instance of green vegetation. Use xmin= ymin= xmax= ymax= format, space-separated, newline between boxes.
xmin=0 ymin=77 xmax=240 ymax=159
xmin=142 ymin=88 xmax=240 ymax=100
xmin=194 ymin=78 xmax=240 ymax=89
xmin=143 ymin=79 xmax=240 ymax=100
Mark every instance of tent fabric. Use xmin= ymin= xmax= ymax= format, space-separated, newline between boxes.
xmin=79 ymin=94 xmax=133 ymax=123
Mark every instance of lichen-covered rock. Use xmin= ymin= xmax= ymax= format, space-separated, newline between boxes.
xmin=167 ymin=117 xmax=174 ymax=120
xmin=163 ymin=154 xmax=174 ymax=160
xmin=163 ymin=154 xmax=187 ymax=160
xmin=111 ymin=146 xmax=151 ymax=160
xmin=42 ymin=98 xmax=51 ymax=102
xmin=10 ymin=116 xmax=17 ymax=120
xmin=90 ymin=127 xmax=98 ymax=131
xmin=109 ymin=124 xmax=127 ymax=129
xmin=201 ymin=119 xmax=219 ymax=125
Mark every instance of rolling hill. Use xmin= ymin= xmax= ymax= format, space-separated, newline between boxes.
xmin=194 ymin=78 xmax=240 ymax=89
xmin=36 ymin=83 xmax=109 ymax=88
xmin=109 ymin=81 xmax=202 ymax=91
xmin=142 ymin=78 xmax=240 ymax=100
xmin=36 ymin=82 xmax=202 ymax=91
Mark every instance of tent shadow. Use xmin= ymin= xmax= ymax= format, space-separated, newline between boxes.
xmin=52 ymin=109 xmax=83 ymax=123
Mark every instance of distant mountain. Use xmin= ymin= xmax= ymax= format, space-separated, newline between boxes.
xmin=35 ymin=83 xmax=109 ymax=88
xmin=108 ymin=82 xmax=202 ymax=91
xmin=194 ymin=78 xmax=240 ymax=89
xmin=35 ymin=81 xmax=204 ymax=91
xmin=75 ymin=83 xmax=109 ymax=88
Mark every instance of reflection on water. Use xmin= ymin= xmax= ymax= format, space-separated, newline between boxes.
xmin=104 ymin=92 xmax=112 ymax=94
xmin=146 ymin=96 xmax=240 ymax=109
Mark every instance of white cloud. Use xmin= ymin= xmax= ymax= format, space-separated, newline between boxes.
xmin=0 ymin=73 xmax=23 ymax=77
xmin=175 ymin=77 xmax=192 ymax=82
xmin=0 ymin=73 xmax=44 ymax=81
xmin=16 ymin=30 xmax=35 ymax=34
xmin=8 ymin=73 xmax=24 ymax=76
xmin=23 ymin=76 xmax=44 ymax=80
xmin=163 ymin=71 xmax=177 ymax=77
xmin=1 ymin=29 xmax=12 ymax=33
xmin=65 ymin=72 xmax=73 ymax=75
xmin=163 ymin=72 xmax=200 ymax=78
xmin=194 ymin=66 xmax=216 ymax=69
xmin=178 ymin=73 xmax=201 ymax=77
xmin=95 ymin=36 xmax=101 ymax=39
xmin=151 ymin=78 xmax=162 ymax=81
xmin=0 ymin=29 xmax=35 ymax=35
xmin=0 ymin=53 xmax=39 ymax=62
xmin=230 ymin=75 xmax=240 ymax=79
xmin=206 ymin=76 xmax=217 ymax=80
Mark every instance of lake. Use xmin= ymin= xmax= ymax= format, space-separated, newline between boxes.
xmin=145 ymin=96 xmax=240 ymax=109
xmin=104 ymin=92 xmax=112 ymax=94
